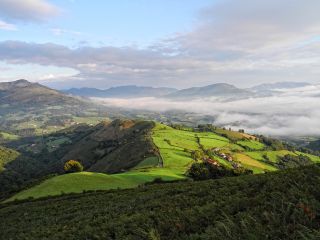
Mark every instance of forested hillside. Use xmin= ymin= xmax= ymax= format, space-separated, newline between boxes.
xmin=1 ymin=165 xmax=319 ymax=239
xmin=0 ymin=120 xmax=157 ymax=200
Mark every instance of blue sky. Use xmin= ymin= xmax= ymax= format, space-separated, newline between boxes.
xmin=0 ymin=0 xmax=319 ymax=89
xmin=1 ymin=0 xmax=215 ymax=47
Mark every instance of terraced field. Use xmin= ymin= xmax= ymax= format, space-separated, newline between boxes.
xmin=234 ymin=153 xmax=277 ymax=173
xmin=5 ymin=122 xmax=320 ymax=202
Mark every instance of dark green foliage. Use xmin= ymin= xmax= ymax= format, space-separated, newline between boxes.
xmin=187 ymin=162 xmax=210 ymax=180
xmin=1 ymin=165 xmax=320 ymax=239
xmin=188 ymin=162 xmax=252 ymax=181
xmin=307 ymin=139 xmax=320 ymax=152
xmin=0 ymin=124 xmax=94 ymax=200
xmin=260 ymin=136 xmax=286 ymax=150
xmin=277 ymin=154 xmax=313 ymax=169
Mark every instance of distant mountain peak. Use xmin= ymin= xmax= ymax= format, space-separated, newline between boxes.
xmin=250 ymin=82 xmax=310 ymax=91
xmin=6 ymin=79 xmax=33 ymax=87
xmin=165 ymin=83 xmax=252 ymax=99
xmin=0 ymin=79 xmax=88 ymax=107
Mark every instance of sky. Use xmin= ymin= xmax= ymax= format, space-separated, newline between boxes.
xmin=0 ymin=0 xmax=320 ymax=89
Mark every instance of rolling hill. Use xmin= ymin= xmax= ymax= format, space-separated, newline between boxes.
xmin=4 ymin=121 xmax=320 ymax=201
xmin=60 ymin=119 xmax=157 ymax=173
xmin=0 ymin=79 xmax=84 ymax=107
xmin=0 ymin=79 xmax=113 ymax=137
xmin=0 ymin=119 xmax=161 ymax=200
xmin=1 ymin=164 xmax=320 ymax=239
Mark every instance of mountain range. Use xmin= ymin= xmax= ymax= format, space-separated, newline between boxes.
xmin=62 ymin=81 xmax=311 ymax=99
xmin=64 ymin=85 xmax=177 ymax=98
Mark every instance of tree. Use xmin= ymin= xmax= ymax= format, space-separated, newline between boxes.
xmin=188 ymin=162 xmax=252 ymax=181
xmin=191 ymin=150 xmax=203 ymax=161
xmin=64 ymin=160 xmax=83 ymax=173
xmin=188 ymin=163 xmax=210 ymax=180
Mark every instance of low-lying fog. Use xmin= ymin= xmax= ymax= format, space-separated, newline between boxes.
xmin=92 ymin=84 xmax=320 ymax=137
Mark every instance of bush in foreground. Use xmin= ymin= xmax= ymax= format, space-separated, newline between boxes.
xmin=0 ymin=165 xmax=319 ymax=239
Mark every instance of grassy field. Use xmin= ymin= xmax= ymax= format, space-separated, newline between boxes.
xmin=134 ymin=156 xmax=159 ymax=169
xmin=214 ymin=128 xmax=249 ymax=140
xmin=5 ymin=122 xmax=320 ymax=202
xmin=197 ymin=132 xmax=229 ymax=149
xmin=152 ymin=123 xmax=196 ymax=173
xmin=236 ymin=140 xmax=265 ymax=150
xmin=233 ymin=153 xmax=277 ymax=173
xmin=246 ymin=150 xmax=306 ymax=163
xmin=6 ymin=169 xmax=184 ymax=201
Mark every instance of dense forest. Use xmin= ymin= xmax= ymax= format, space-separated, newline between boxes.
xmin=1 ymin=164 xmax=319 ymax=239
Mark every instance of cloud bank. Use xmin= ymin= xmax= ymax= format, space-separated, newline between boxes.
xmin=0 ymin=0 xmax=60 ymax=22
xmin=0 ymin=0 xmax=320 ymax=88
xmin=93 ymin=85 xmax=320 ymax=137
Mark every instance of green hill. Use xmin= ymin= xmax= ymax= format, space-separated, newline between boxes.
xmin=1 ymin=165 xmax=319 ymax=240
xmin=5 ymin=170 xmax=184 ymax=201
xmin=0 ymin=119 xmax=160 ymax=200
xmin=5 ymin=121 xmax=320 ymax=202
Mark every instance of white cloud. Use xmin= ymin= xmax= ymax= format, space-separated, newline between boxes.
xmin=92 ymin=85 xmax=320 ymax=137
xmin=0 ymin=1 xmax=320 ymax=88
xmin=0 ymin=20 xmax=17 ymax=31
xmin=0 ymin=0 xmax=60 ymax=22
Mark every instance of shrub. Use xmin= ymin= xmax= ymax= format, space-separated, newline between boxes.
xmin=188 ymin=162 xmax=252 ymax=180
xmin=64 ymin=160 xmax=83 ymax=173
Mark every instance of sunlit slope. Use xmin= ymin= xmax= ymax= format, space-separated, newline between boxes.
xmin=6 ymin=169 xmax=184 ymax=201
xmin=6 ymin=122 xmax=320 ymax=202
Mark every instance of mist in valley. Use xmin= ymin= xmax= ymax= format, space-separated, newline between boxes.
xmin=93 ymin=84 xmax=320 ymax=137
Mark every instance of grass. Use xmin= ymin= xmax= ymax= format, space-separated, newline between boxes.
xmin=236 ymin=140 xmax=265 ymax=150
xmin=296 ymin=151 xmax=320 ymax=163
xmin=6 ymin=122 xmax=320 ymax=202
xmin=214 ymin=128 xmax=246 ymax=140
xmin=134 ymin=156 xmax=159 ymax=169
xmin=152 ymin=123 xmax=195 ymax=173
xmin=6 ymin=169 xmax=184 ymax=202
xmin=197 ymin=132 xmax=230 ymax=149
xmin=246 ymin=150 xmax=297 ymax=163
xmin=233 ymin=153 xmax=277 ymax=173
